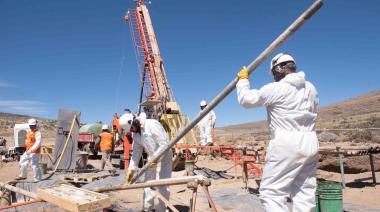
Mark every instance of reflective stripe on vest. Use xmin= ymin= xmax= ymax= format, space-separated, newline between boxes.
xmin=25 ymin=131 xmax=41 ymax=153
xmin=99 ymin=132 xmax=114 ymax=151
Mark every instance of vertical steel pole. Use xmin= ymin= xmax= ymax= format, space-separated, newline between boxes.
xmin=339 ymin=154 xmax=346 ymax=188
xmin=369 ymin=153 xmax=377 ymax=185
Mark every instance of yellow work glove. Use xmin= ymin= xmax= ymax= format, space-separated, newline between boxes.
xmin=237 ymin=66 xmax=249 ymax=80
xmin=148 ymin=162 xmax=157 ymax=169
xmin=125 ymin=170 xmax=134 ymax=184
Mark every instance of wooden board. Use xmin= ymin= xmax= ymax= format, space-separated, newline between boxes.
xmin=37 ymin=184 xmax=110 ymax=212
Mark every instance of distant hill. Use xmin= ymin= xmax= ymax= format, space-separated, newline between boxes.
xmin=216 ymin=89 xmax=380 ymax=145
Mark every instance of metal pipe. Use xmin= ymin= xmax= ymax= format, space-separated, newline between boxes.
xmin=369 ymin=153 xmax=377 ymax=184
xmin=338 ymin=154 xmax=346 ymax=189
xmin=131 ymin=0 xmax=324 ymax=183
xmin=91 ymin=175 xmax=206 ymax=193
xmin=0 ymin=199 xmax=43 ymax=210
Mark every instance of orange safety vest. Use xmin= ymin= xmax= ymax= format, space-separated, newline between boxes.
xmin=25 ymin=131 xmax=41 ymax=153
xmin=99 ymin=132 xmax=114 ymax=152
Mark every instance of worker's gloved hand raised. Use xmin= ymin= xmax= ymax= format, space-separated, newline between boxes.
xmin=237 ymin=66 xmax=249 ymax=80
xmin=148 ymin=162 xmax=157 ymax=169
xmin=125 ymin=170 xmax=134 ymax=184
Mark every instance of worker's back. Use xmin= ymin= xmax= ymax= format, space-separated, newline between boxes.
xmin=264 ymin=71 xmax=318 ymax=134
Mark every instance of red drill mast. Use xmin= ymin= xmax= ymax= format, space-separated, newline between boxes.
xmin=125 ymin=0 xmax=197 ymax=146
xmin=125 ymin=0 xmax=174 ymax=118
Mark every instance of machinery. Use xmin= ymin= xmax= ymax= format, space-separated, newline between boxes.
xmin=124 ymin=0 xmax=197 ymax=147
xmin=77 ymin=123 xmax=102 ymax=157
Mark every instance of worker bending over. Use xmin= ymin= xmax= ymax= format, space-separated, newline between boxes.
xmin=236 ymin=53 xmax=319 ymax=212
xmin=121 ymin=113 xmax=172 ymax=212
xmin=198 ymin=100 xmax=216 ymax=146
xmin=16 ymin=118 xmax=42 ymax=182
xmin=96 ymin=125 xmax=114 ymax=170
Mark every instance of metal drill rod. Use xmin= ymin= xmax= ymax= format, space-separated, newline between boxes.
xmin=131 ymin=0 xmax=324 ymax=183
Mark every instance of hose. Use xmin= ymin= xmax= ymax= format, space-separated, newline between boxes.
xmin=42 ymin=114 xmax=78 ymax=180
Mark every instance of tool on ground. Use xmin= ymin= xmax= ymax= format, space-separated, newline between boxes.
xmin=130 ymin=0 xmax=324 ymax=183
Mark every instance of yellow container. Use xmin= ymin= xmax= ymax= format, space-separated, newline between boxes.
xmin=41 ymin=146 xmax=53 ymax=154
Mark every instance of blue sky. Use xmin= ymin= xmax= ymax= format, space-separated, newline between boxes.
xmin=1 ymin=0 xmax=379 ymax=126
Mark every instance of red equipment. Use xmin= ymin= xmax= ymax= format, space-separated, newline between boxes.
xmin=176 ymin=145 xmax=264 ymax=186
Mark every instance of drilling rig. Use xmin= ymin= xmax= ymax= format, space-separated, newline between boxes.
xmin=124 ymin=0 xmax=196 ymax=147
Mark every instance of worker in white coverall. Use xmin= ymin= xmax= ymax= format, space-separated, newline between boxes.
xmin=15 ymin=118 xmax=42 ymax=182
xmin=236 ymin=53 xmax=319 ymax=212
xmin=198 ymin=100 xmax=216 ymax=146
xmin=121 ymin=113 xmax=172 ymax=212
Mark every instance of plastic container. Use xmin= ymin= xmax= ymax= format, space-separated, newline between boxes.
xmin=315 ymin=192 xmax=320 ymax=212
xmin=318 ymin=181 xmax=343 ymax=212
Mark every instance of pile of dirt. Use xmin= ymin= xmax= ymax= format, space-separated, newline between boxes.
xmin=319 ymin=154 xmax=380 ymax=174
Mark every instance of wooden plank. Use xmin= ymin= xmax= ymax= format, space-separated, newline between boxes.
xmin=37 ymin=184 xmax=110 ymax=212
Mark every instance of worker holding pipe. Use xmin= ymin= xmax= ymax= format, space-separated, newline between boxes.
xmin=198 ymin=100 xmax=216 ymax=146
xmin=96 ymin=125 xmax=114 ymax=170
xmin=15 ymin=118 xmax=42 ymax=182
xmin=121 ymin=112 xmax=172 ymax=212
xmin=236 ymin=53 xmax=319 ymax=212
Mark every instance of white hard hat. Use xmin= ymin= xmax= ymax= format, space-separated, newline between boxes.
xmin=102 ymin=125 xmax=108 ymax=130
xmin=28 ymin=118 xmax=37 ymax=126
xmin=200 ymin=100 xmax=207 ymax=107
xmin=269 ymin=53 xmax=296 ymax=74
xmin=119 ymin=113 xmax=134 ymax=132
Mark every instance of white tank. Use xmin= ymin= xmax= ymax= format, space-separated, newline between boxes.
xmin=13 ymin=124 xmax=30 ymax=148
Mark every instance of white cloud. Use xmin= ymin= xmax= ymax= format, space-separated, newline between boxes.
xmin=0 ymin=80 xmax=16 ymax=88
xmin=0 ymin=100 xmax=47 ymax=115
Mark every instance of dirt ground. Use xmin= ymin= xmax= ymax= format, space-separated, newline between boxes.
xmin=1 ymin=153 xmax=380 ymax=211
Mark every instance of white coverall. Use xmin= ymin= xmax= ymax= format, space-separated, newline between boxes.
xmin=198 ymin=110 xmax=216 ymax=145
xmin=237 ymin=71 xmax=319 ymax=212
xmin=19 ymin=131 xmax=42 ymax=181
xmin=128 ymin=119 xmax=173 ymax=212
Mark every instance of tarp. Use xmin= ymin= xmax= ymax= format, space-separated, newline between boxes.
xmin=79 ymin=123 xmax=102 ymax=135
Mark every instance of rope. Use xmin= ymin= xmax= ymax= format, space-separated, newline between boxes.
xmin=113 ymin=23 xmax=129 ymax=112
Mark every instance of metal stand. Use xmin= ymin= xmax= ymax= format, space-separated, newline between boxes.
xmin=369 ymin=153 xmax=377 ymax=185
xmin=338 ymin=153 xmax=346 ymax=188
xmin=187 ymin=179 xmax=217 ymax=212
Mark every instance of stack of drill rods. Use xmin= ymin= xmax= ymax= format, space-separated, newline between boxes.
xmin=130 ymin=0 xmax=324 ymax=183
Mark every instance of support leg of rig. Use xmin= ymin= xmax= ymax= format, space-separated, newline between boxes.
xmin=201 ymin=185 xmax=218 ymax=212
xmin=187 ymin=181 xmax=198 ymax=212
xmin=155 ymin=189 xmax=179 ymax=212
